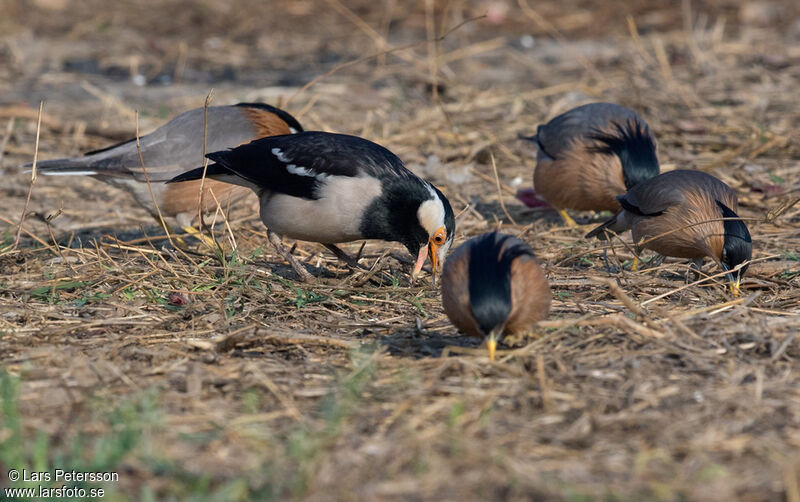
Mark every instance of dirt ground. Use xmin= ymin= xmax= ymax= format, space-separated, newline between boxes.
xmin=1 ymin=0 xmax=800 ymax=500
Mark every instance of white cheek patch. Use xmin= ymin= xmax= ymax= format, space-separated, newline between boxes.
xmin=271 ymin=148 xmax=291 ymax=163
xmin=417 ymin=194 xmax=446 ymax=236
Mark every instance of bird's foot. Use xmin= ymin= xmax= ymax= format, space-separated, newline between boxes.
xmin=268 ymin=231 xmax=314 ymax=282
xmin=602 ymin=249 xmax=620 ymax=274
xmin=441 ymin=344 xmax=503 ymax=362
xmin=558 ymin=209 xmax=579 ymax=228
xmin=630 ymin=256 xmax=639 ymax=271
xmin=687 ymin=258 xmax=704 ymax=283
xmin=182 ymin=225 xmax=217 ymax=248
xmin=324 ymin=243 xmax=368 ymax=271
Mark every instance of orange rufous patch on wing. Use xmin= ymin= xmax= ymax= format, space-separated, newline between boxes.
xmin=240 ymin=107 xmax=294 ymax=138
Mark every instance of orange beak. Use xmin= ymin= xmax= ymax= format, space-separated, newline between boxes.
xmin=429 ymin=241 xmax=439 ymax=275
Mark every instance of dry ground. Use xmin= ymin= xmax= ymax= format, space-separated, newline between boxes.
xmin=1 ymin=0 xmax=800 ymax=500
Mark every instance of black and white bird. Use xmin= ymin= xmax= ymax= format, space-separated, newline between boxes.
xmin=169 ymin=131 xmax=456 ymax=282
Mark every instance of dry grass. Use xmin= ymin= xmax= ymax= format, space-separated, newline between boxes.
xmin=1 ymin=0 xmax=800 ymax=500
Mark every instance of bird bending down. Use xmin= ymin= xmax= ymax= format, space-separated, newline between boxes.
xmin=25 ymin=103 xmax=302 ymax=244
xmin=168 ymin=131 xmax=456 ymax=282
xmin=585 ymin=169 xmax=752 ymax=295
xmin=518 ymin=102 xmax=660 ymax=227
xmin=441 ymin=232 xmax=551 ymax=361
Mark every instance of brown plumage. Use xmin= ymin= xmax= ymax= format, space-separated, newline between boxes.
xmin=28 ymin=103 xmax=303 ymax=229
xmin=586 ymin=169 xmax=753 ymax=293
xmin=518 ymin=103 xmax=660 ymax=225
xmin=441 ymin=232 xmax=551 ymax=360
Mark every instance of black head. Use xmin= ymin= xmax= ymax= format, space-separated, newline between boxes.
xmin=716 ymin=201 xmax=752 ymax=281
xmin=589 ymin=120 xmax=659 ymax=189
xmin=360 ymin=180 xmax=456 ymax=277
xmin=467 ymin=232 xmax=535 ymax=337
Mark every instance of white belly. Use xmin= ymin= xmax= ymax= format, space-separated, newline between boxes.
xmin=260 ymin=176 xmax=382 ymax=244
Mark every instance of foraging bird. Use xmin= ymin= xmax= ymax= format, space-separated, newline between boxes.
xmin=585 ymin=169 xmax=752 ymax=295
xmin=518 ymin=102 xmax=660 ymax=226
xmin=169 ymin=131 xmax=456 ymax=282
xmin=25 ymin=103 xmax=303 ymax=242
xmin=441 ymin=232 xmax=551 ymax=361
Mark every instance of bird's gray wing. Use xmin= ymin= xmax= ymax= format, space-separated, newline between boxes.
xmin=621 ymin=169 xmax=735 ymax=216
xmin=32 ymin=106 xmax=261 ymax=182
xmin=535 ymin=102 xmax=643 ymax=159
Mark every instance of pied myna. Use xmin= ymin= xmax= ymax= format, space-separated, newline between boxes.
xmin=169 ymin=131 xmax=456 ymax=282
xmin=517 ymin=102 xmax=660 ymax=226
xmin=26 ymin=103 xmax=302 ymax=241
xmin=586 ymin=169 xmax=752 ymax=295
xmin=441 ymin=232 xmax=551 ymax=361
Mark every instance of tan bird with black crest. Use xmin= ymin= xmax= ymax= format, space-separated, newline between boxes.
xmin=586 ymin=169 xmax=752 ymax=295
xmin=517 ymin=102 xmax=660 ymax=226
xmin=441 ymin=232 xmax=551 ymax=360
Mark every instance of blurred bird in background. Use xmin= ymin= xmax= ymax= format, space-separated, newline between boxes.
xmin=25 ymin=103 xmax=302 ymax=244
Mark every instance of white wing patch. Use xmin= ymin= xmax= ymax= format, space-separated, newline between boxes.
xmin=271 ymin=147 xmax=291 ymax=163
xmin=285 ymin=164 xmax=315 ymax=177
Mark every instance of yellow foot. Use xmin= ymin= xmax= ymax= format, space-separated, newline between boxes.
xmin=631 ymin=256 xmax=639 ymax=271
xmin=558 ymin=209 xmax=579 ymax=228
xmin=728 ymin=280 xmax=741 ymax=297
xmin=441 ymin=344 xmax=504 ymax=361
xmin=182 ymin=226 xmax=217 ymax=248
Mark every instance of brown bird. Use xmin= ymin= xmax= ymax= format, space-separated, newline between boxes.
xmin=25 ymin=103 xmax=302 ymax=242
xmin=518 ymin=102 xmax=660 ymax=226
xmin=585 ymin=169 xmax=752 ymax=295
xmin=441 ymin=232 xmax=551 ymax=360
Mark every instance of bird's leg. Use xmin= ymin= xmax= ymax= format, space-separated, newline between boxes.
xmin=267 ymin=230 xmax=314 ymax=282
xmin=181 ymin=225 xmax=217 ymax=248
xmin=149 ymin=214 xmax=187 ymax=247
xmin=323 ymin=243 xmax=368 ymax=270
xmin=602 ymin=249 xmax=619 ymax=274
xmin=558 ymin=209 xmax=579 ymax=228
xmin=631 ymin=256 xmax=639 ymax=271
xmin=688 ymin=258 xmax=704 ymax=283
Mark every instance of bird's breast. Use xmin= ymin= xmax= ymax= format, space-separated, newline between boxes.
xmin=259 ymin=175 xmax=383 ymax=243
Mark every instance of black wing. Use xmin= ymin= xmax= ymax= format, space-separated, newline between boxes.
xmin=198 ymin=132 xmax=412 ymax=199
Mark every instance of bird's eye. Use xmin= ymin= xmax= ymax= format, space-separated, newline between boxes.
xmin=432 ymin=228 xmax=446 ymax=245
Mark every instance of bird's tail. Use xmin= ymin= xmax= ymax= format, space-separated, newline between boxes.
xmin=167 ymin=163 xmax=260 ymax=192
xmin=168 ymin=163 xmax=232 ymax=183
xmin=585 ymin=214 xmax=623 ymax=240
xmin=20 ymin=157 xmax=99 ymax=176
